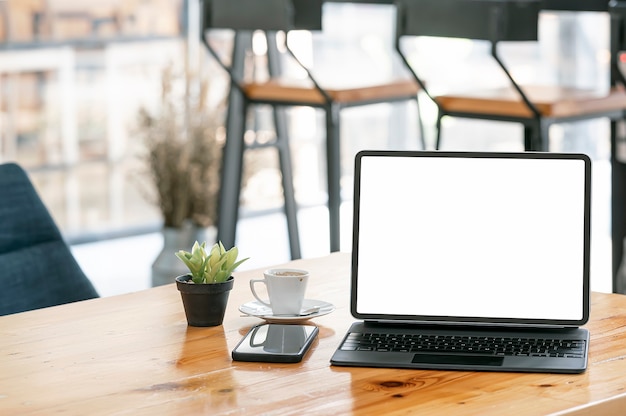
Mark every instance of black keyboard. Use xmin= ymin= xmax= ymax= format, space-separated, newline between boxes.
xmin=340 ymin=332 xmax=586 ymax=358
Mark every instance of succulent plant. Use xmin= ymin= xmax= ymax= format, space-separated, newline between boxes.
xmin=175 ymin=241 xmax=249 ymax=284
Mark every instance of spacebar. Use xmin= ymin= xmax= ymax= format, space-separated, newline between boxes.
xmin=412 ymin=353 xmax=504 ymax=366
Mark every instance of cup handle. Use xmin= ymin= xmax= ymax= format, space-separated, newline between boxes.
xmin=249 ymin=279 xmax=271 ymax=307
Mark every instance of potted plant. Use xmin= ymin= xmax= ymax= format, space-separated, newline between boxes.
xmin=136 ymin=65 xmax=224 ymax=286
xmin=175 ymin=240 xmax=249 ymax=326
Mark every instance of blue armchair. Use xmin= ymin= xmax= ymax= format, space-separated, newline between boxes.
xmin=0 ymin=163 xmax=99 ymax=315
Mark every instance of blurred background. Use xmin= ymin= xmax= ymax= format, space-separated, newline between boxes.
xmin=0 ymin=1 xmax=612 ymax=295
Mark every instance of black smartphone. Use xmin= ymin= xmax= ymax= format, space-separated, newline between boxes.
xmin=232 ymin=323 xmax=319 ymax=363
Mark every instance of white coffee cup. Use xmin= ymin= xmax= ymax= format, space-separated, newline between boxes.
xmin=249 ymin=268 xmax=309 ymax=315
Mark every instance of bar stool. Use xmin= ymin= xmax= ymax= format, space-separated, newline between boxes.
xmin=609 ymin=0 xmax=626 ymax=292
xmin=394 ymin=0 xmax=626 ymax=152
xmin=201 ymin=0 xmax=423 ymax=258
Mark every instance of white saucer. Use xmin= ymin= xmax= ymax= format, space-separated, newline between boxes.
xmin=239 ymin=299 xmax=335 ymax=323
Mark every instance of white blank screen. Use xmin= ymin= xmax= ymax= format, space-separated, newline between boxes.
xmin=354 ymin=154 xmax=588 ymax=322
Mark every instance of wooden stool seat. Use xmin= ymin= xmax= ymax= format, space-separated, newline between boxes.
xmin=437 ymin=86 xmax=626 ymax=119
xmin=244 ymin=78 xmax=420 ymax=105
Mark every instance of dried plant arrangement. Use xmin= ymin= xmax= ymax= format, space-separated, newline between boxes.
xmin=136 ymin=66 xmax=224 ymax=228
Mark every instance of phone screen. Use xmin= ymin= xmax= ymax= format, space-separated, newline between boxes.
xmin=232 ymin=324 xmax=319 ymax=363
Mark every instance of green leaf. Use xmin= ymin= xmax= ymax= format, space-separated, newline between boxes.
xmin=213 ymin=270 xmax=229 ymax=283
xmin=224 ymin=247 xmax=238 ymax=267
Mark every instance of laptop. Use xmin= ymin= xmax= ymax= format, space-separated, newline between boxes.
xmin=330 ymin=150 xmax=591 ymax=373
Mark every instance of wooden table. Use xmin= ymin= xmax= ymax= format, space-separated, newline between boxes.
xmin=2 ymin=252 xmax=626 ymax=415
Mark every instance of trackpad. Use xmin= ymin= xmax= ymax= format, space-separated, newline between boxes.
xmin=412 ymin=353 xmax=504 ymax=366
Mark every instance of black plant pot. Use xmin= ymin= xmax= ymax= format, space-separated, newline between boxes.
xmin=175 ymin=275 xmax=234 ymax=327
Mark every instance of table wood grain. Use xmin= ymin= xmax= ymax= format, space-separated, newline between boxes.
xmin=2 ymin=252 xmax=626 ymax=415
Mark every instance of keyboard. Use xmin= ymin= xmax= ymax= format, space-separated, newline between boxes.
xmin=340 ymin=332 xmax=586 ymax=358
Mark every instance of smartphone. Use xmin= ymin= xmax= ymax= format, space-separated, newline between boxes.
xmin=232 ymin=323 xmax=319 ymax=363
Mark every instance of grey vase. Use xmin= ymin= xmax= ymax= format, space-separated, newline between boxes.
xmin=151 ymin=224 xmax=217 ymax=287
